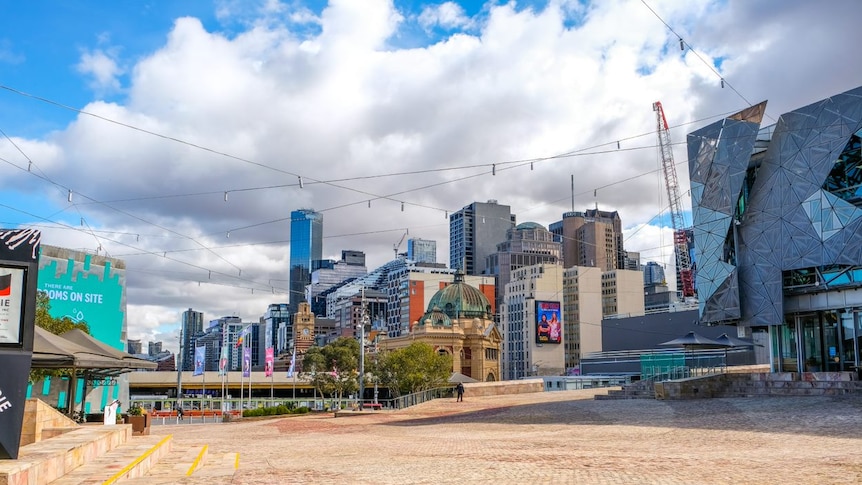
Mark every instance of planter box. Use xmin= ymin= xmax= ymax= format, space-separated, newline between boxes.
xmin=127 ymin=414 xmax=151 ymax=435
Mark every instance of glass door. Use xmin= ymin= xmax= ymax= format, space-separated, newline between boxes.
xmin=840 ymin=311 xmax=858 ymax=371
xmin=800 ymin=313 xmax=822 ymax=372
xmin=822 ymin=311 xmax=840 ymax=372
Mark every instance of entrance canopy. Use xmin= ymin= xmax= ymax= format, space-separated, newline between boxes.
xmin=32 ymin=327 xmax=156 ymax=375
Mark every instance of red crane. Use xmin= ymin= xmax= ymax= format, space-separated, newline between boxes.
xmin=653 ymin=101 xmax=695 ymax=298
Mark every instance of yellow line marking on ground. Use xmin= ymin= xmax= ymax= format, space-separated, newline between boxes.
xmin=102 ymin=434 xmax=173 ymax=485
xmin=235 ymin=453 xmax=240 ymax=469
xmin=186 ymin=444 xmax=209 ymax=476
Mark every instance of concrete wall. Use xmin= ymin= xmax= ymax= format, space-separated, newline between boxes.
xmin=464 ymin=379 xmax=544 ymax=397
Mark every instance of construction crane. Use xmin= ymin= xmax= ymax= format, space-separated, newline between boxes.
xmin=653 ymin=101 xmax=695 ymax=298
xmin=393 ymin=229 xmax=408 ymax=259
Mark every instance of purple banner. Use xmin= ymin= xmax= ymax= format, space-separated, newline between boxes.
xmin=242 ymin=346 xmax=251 ymax=378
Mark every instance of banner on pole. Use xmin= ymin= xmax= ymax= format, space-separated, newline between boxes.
xmin=265 ymin=347 xmax=274 ymax=377
xmin=242 ymin=346 xmax=251 ymax=378
xmin=218 ymin=344 xmax=229 ymax=376
xmin=287 ymin=347 xmax=297 ymax=378
xmin=193 ymin=345 xmax=206 ymax=376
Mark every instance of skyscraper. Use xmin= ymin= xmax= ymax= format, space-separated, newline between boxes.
xmin=549 ymin=209 xmax=625 ymax=271
xmin=449 ymin=200 xmax=516 ymax=275
xmin=181 ymin=308 xmax=204 ymax=371
xmin=289 ymin=209 xmax=323 ymax=315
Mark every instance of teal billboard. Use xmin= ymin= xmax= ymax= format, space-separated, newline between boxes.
xmin=37 ymin=246 xmax=126 ymax=350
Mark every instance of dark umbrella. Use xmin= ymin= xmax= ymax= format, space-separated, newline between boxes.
xmin=659 ymin=331 xmax=728 ymax=349
xmin=714 ymin=333 xmax=762 ymax=347
xmin=659 ymin=332 xmax=730 ymax=376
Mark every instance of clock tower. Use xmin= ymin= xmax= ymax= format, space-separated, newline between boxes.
xmin=293 ymin=302 xmax=315 ymax=355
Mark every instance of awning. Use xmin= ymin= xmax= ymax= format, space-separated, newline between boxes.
xmin=60 ymin=329 xmax=157 ymax=371
xmin=659 ymin=331 xmax=729 ymax=349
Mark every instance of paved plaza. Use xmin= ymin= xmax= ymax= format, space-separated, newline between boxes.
xmin=153 ymin=388 xmax=862 ymax=484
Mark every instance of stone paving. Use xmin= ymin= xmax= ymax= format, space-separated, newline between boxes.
xmin=152 ymin=388 xmax=862 ymax=484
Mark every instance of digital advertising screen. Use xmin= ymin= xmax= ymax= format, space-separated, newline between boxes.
xmin=535 ymin=300 xmax=561 ymax=344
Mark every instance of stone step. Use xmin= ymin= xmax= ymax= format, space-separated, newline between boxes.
xmin=49 ymin=434 xmax=172 ymax=485
xmin=2 ymin=425 xmax=132 ymax=485
xmin=120 ymin=444 xmax=208 ymax=484
xmin=190 ymin=452 xmax=240 ymax=480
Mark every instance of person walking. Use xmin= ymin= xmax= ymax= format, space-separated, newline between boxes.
xmin=456 ymin=382 xmax=465 ymax=402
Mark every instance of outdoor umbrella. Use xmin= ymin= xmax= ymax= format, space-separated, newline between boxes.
xmin=714 ymin=333 xmax=761 ymax=348
xmin=448 ymin=372 xmax=479 ymax=384
xmin=659 ymin=331 xmax=728 ymax=349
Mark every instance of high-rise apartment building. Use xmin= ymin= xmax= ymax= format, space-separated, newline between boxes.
xmin=601 ymin=270 xmax=646 ymax=318
xmin=550 ymin=209 xmax=625 ymax=271
xmin=289 ymin=209 xmax=323 ymax=315
xmin=449 ymin=200 xmax=516 ymax=275
xmin=181 ymin=308 xmax=204 ymax=371
xmin=407 ymin=238 xmax=437 ymax=264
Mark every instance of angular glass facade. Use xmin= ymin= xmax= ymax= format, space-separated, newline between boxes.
xmin=688 ymin=85 xmax=862 ymax=373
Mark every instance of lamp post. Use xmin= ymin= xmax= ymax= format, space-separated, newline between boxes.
xmin=358 ymin=288 xmax=367 ymax=410
xmin=176 ymin=326 xmax=183 ymax=408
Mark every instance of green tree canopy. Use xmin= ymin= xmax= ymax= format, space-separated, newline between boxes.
xmin=372 ymin=342 xmax=452 ymax=397
xmin=301 ymin=337 xmax=359 ymax=405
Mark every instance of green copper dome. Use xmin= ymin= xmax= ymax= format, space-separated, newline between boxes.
xmin=421 ymin=271 xmax=493 ymax=324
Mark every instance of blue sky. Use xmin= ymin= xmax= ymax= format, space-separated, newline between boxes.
xmin=3 ymin=0 xmax=862 ymax=348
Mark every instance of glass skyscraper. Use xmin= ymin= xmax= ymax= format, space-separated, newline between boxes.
xmin=289 ymin=209 xmax=323 ymax=315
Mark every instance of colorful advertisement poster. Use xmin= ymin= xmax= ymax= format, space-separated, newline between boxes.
xmin=37 ymin=247 xmax=126 ymax=350
xmin=0 ymin=268 xmax=24 ymax=345
xmin=242 ymin=347 xmax=251 ymax=378
xmin=193 ymin=345 xmax=206 ymax=376
xmin=265 ymin=347 xmax=274 ymax=377
xmin=535 ymin=300 xmax=562 ymax=344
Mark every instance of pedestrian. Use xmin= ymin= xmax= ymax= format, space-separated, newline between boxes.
xmin=456 ymin=382 xmax=465 ymax=402
xmin=175 ymin=404 xmax=184 ymax=421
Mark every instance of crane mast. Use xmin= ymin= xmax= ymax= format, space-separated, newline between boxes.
xmin=653 ymin=101 xmax=695 ymax=298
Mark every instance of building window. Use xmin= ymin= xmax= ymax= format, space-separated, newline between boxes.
xmin=823 ymin=129 xmax=862 ymax=206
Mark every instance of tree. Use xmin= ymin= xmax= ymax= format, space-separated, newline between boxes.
xmin=31 ymin=291 xmax=90 ymax=383
xmin=372 ymin=342 xmax=452 ymax=397
xmin=35 ymin=291 xmax=90 ymax=335
xmin=301 ymin=337 xmax=359 ymax=408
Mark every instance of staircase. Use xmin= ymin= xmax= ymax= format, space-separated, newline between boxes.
xmin=594 ymin=379 xmax=656 ymax=400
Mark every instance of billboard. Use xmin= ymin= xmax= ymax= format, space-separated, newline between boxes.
xmin=0 ymin=269 xmax=25 ymax=345
xmin=37 ymin=246 xmax=126 ymax=350
xmin=535 ymin=300 xmax=561 ymax=344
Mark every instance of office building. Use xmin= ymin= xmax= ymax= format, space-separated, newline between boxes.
xmin=181 ymin=308 xmax=204 ymax=371
xmin=407 ymin=238 xmax=437 ymax=264
xmin=486 ymin=222 xmax=561 ymax=314
xmin=643 ymin=261 xmax=666 ymax=286
xmin=501 ymin=264 xmax=566 ymax=380
xmin=148 ymin=341 xmax=163 ymax=356
xmin=449 ymin=200 xmax=516 ymax=275
xmin=127 ymin=339 xmax=142 ymax=355
xmin=289 ymin=209 xmax=323 ymax=315
xmin=549 ymin=209 xmax=625 ymax=271
xmin=562 ymin=266 xmax=602 ymax=370
xmin=308 ymin=251 xmax=367 ymax=317
xmin=688 ymin=85 xmax=862 ymax=374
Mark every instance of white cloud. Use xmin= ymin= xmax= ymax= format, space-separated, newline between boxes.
xmin=5 ymin=0 xmax=862 ymax=346
xmin=418 ymin=2 xmax=472 ymax=31
xmin=76 ymin=48 xmax=123 ymax=93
